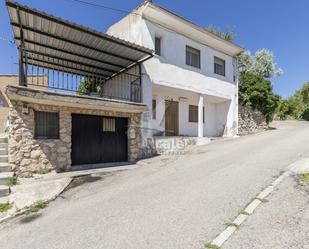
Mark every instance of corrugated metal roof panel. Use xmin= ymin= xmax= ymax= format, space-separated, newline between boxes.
xmin=6 ymin=1 xmax=153 ymax=79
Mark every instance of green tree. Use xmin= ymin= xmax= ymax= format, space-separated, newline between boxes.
xmin=238 ymin=49 xmax=283 ymax=78
xmin=276 ymin=99 xmax=290 ymax=120
xmin=300 ymin=82 xmax=309 ymax=120
xmin=239 ymin=72 xmax=280 ymax=123
xmin=277 ymin=82 xmax=309 ymax=120
xmin=207 ymin=26 xmax=235 ymax=42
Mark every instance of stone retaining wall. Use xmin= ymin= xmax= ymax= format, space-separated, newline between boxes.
xmin=238 ymin=105 xmax=268 ymax=135
xmin=8 ymin=101 xmax=144 ymax=173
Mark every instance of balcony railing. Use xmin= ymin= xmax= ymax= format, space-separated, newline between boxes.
xmin=23 ymin=62 xmax=142 ymax=103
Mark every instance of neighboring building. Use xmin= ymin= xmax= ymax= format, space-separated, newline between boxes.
xmin=3 ymin=1 xmax=244 ymax=173
xmin=0 ymin=75 xmax=48 ymax=132
xmin=107 ymin=1 xmax=244 ymax=139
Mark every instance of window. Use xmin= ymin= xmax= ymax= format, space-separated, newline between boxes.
xmin=214 ymin=57 xmax=226 ymax=76
xmin=102 ymin=118 xmax=115 ymax=132
xmin=35 ymin=111 xmax=59 ymax=139
xmin=189 ymin=105 xmax=205 ymax=123
xmin=186 ymin=46 xmax=200 ymax=68
xmin=155 ymin=36 xmax=161 ymax=56
xmin=152 ymin=99 xmax=157 ymax=119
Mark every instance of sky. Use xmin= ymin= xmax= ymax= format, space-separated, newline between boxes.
xmin=0 ymin=0 xmax=308 ymax=98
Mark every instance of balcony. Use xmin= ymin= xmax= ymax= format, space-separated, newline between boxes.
xmin=6 ymin=1 xmax=153 ymax=103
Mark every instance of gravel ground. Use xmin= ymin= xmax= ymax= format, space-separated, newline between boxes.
xmin=223 ymin=175 xmax=309 ymax=249
xmin=0 ymin=121 xmax=308 ymax=249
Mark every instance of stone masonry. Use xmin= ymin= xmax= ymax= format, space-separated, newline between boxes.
xmin=8 ymin=100 xmax=144 ymax=173
xmin=238 ymin=105 xmax=268 ymax=135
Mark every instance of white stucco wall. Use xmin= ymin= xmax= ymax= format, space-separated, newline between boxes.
xmin=107 ymin=11 xmax=238 ymax=137
xmin=152 ymin=85 xmax=231 ymax=137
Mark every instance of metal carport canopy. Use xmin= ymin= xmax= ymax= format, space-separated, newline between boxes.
xmin=6 ymin=1 xmax=154 ymax=79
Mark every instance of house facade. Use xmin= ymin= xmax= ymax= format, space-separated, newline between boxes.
xmin=3 ymin=1 xmax=243 ymax=173
xmin=107 ymin=1 xmax=244 ymax=140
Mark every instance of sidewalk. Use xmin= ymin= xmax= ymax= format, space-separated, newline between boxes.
xmin=223 ymin=160 xmax=309 ymax=249
xmin=0 ymin=176 xmax=72 ymax=222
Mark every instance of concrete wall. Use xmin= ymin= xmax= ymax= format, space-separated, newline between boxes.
xmin=107 ymin=12 xmax=238 ymax=137
xmin=152 ymin=85 xmax=231 ymax=137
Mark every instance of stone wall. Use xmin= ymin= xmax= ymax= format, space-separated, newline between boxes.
xmin=238 ymin=105 xmax=268 ymax=135
xmin=8 ymin=101 xmax=144 ymax=173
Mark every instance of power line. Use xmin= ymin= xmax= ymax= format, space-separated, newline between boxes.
xmin=63 ymin=0 xmax=134 ymax=15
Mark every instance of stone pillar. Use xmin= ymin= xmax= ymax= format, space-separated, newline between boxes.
xmin=128 ymin=113 xmax=143 ymax=162
xmin=198 ymin=94 xmax=204 ymax=138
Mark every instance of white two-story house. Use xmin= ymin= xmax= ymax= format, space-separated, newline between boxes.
xmin=107 ymin=1 xmax=244 ymax=139
xmin=4 ymin=1 xmax=245 ymax=174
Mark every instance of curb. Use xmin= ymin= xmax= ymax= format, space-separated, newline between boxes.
xmin=206 ymin=168 xmax=294 ymax=248
xmin=0 ymin=177 xmax=72 ymax=224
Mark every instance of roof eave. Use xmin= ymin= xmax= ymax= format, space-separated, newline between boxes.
xmin=142 ymin=2 xmax=245 ymax=56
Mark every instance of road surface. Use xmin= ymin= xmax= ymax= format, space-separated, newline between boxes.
xmin=1 ymin=121 xmax=309 ymax=249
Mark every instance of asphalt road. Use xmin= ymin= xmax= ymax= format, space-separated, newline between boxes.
xmin=1 ymin=121 xmax=309 ymax=249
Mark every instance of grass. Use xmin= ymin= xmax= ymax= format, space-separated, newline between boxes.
xmin=205 ymin=243 xmax=220 ymax=249
xmin=35 ymin=168 xmax=50 ymax=175
xmin=0 ymin=202 xmax=13 ymax=213
xmin=18 ymin=172 xmax=33 ymax=178
xmin=25 ymin=200 xmax=49 ymax=214
xmin=298 ymin=173 xmax=309 ymax=186
xmin=5 ymin=176 xmax=18 ymax=187
xmin=2 ymin=137 xmax=8 ymax=144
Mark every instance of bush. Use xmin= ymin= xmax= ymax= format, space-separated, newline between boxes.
xmin=239 ymin=72 xmax=280 ymax=123
xmin=276 ymin=82 xmax=309 ymax=120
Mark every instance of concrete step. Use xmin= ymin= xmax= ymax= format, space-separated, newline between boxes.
xmin=0 ymin=148 xmax=7 ymax=156
xmin=0 ymin=172 xmax=14 ymax=185
xmin=0 ymin=185 xmax=10 ymax=197
xmin=0 ymin=196 xmax=9 ymax=205
xmin=0 ymin=163 xmax=11 ymax=173
xmin=0 ymin=155 xmax=8 ymax=163
xmin=0 ymin=143 xmax=8 ymax=150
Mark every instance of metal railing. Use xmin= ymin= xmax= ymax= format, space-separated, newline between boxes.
xmin=21 ymin=55 xmax=142 ymax=103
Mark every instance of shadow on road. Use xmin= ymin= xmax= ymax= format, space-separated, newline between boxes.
xmin=65 ymin=175 xmax=104 ymax=191
xmin=19 ymin=213 xmax=42 ymax=224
